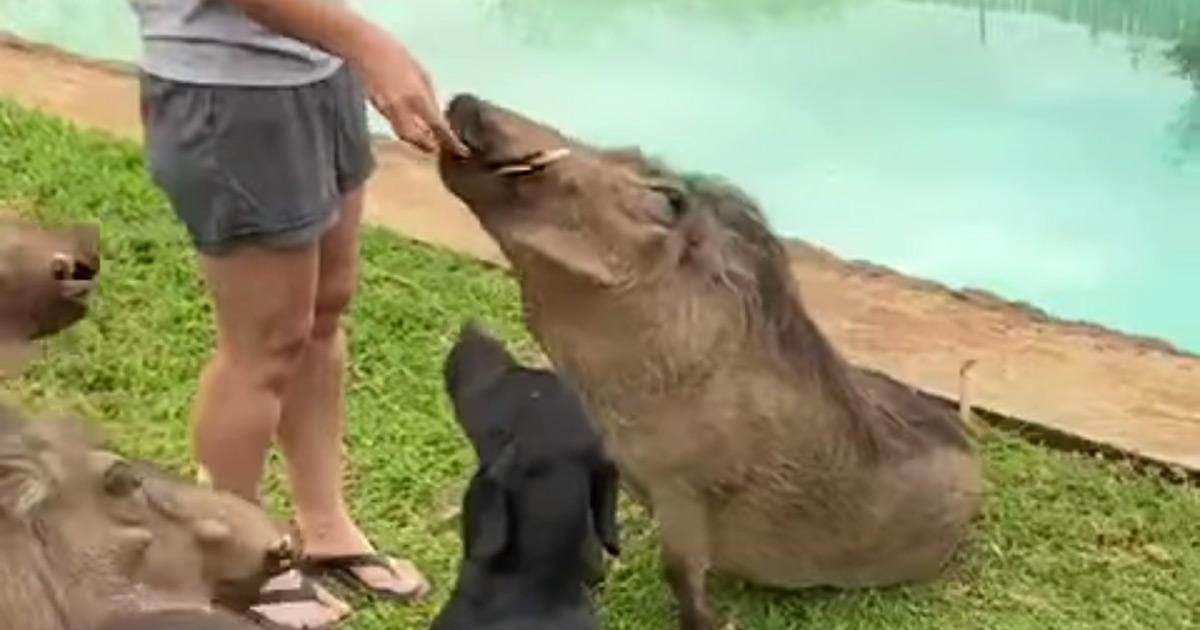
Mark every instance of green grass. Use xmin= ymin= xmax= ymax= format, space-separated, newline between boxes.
xmin=1 ymin=97 xmax=1198 ymax=630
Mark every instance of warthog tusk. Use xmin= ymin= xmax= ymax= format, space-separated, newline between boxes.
xmin=529 ymin=147 xmax=571 ymax=166
xmin=495 ymin=164 xmax=535 ymax=176
xmin=494 ymin=147 xmax=571 ymax=176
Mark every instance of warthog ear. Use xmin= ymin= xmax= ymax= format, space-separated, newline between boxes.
xmin=0 ymin=458 xmax=51 ymax=518
xmin=0 ymin=431 xmax=54 ymax=518
xmin=589 ymin=458 xmax=621 ymax=557
xmin=511 ymin=224 xmax=625 ymax=288
xmin=464 ymin=442 xmax=519 ymax=562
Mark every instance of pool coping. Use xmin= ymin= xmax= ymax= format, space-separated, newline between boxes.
xmin=2 ymin=33 xmax=1197 ymax=480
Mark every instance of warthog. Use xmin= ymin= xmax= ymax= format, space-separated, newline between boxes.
xmin=0 ymin=406 xmax=294 ymax=630
xmin=438 ymin=94 xmax=982 ymax=630
xmin=0 ymin=211 xmax=100 ymax=342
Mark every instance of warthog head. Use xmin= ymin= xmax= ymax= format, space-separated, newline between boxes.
xmin=0 ymin=212 xmax=100 ymax=342
xmin=436 ymin=93 xmax=800 ymax=397
xmin=0 ymin=408 xmax=295 ymax=630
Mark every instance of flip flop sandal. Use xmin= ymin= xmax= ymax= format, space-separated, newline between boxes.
xmin=300 ymin=553 xmax=430 ymax=603
xmin=238 ymin=574 xmax=351 ymax=630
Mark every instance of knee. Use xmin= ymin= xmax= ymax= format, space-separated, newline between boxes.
xmin=219 ymin=311 xmax=314 ymax=393
xmin=311 ymin=270 xmax=355 ymax=341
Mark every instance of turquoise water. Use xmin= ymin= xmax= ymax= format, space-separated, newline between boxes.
xmin=1 ymin=0 xmax=1197 ymax=352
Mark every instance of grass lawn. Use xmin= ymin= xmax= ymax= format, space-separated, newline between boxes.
xmin=1 ymin=97 xmax=1198 ymax=630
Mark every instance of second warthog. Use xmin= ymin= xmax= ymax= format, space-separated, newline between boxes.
xmin=0 ymin=408 xmax=295 ymax=630
xmin=438 ymin=94 xmax=982 ymax=630
xmin=0 ymin=211 xmax=100 ymax=342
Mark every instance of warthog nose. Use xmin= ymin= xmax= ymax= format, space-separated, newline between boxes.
xmin=50 ymin=253 xmax=99 ymax=282
xmin=264 ymin=535 xmax=298 ymax=575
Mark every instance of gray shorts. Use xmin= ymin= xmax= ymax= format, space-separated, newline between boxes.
xmin=138 ymin=64 xmax=375 ymax=255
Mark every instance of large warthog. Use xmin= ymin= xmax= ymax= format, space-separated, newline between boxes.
xmin=0 ymin=407 xmax=295 ymax=630
xmin=438 ymin=94 xmax=983 ymax=630
xmin=0 ymin=211 xmax=100 ymax=342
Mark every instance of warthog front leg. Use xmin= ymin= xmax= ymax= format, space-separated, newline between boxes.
xmin=654 ymin=489 xmax=715 ymax=630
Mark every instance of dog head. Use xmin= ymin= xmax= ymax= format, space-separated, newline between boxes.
xmin=443 ymin=320 xmax=620 ymax=564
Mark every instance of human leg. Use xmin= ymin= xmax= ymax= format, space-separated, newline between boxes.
xmin=277 ymin=66 xmax=428 ymax=601
xmin=139 ymin=68 xmax=353 ymax=628
xmin=192 ymin=246 xmax=317 ymax=501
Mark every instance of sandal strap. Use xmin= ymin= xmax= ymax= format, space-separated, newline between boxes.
xmin=301 ymin=553 xmax=397 ymax=573
xmin=300 ymin=553 xmax=428 ymax=602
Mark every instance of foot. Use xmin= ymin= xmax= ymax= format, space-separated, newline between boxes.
xmin=242 ymin=569 xmax=351 ymax=630
xmin=297 ymin=516 xmax=430 ymax=602
xmin=303 ymin=553 xmax=431 ymax=602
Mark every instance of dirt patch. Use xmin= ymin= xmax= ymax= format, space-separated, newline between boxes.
xmin=1 ymin=34 xmax=1197 ymax=476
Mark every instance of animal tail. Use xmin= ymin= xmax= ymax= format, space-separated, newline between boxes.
xmin=958 ymin=359 xmax=984 ymax=438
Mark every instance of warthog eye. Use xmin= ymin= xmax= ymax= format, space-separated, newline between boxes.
xmin=102 ymin=461 xmax=144 ymax=496
xmin=648 ymin=183 xmax=688 ymax=224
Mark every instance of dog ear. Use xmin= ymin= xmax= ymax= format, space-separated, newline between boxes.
xmin=589 ymin=457 xmax=621 ymax=557
xmin=465 ymin=442 xmax=519 ymax=562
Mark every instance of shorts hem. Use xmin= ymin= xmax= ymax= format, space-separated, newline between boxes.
xmin=337 ymin=155 xmax=377 ymax=195
xmin=189 ymin=209 xmax=339 ymax=257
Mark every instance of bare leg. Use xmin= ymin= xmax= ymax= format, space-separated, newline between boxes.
xmin=278 ymin=188 xmax=428 ymax=598
xmin=192 ymin=244 xmax=317 ymax=504
xmin=192 ymin=245 xmax=349 ymax=629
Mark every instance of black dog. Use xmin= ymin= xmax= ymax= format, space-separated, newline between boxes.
xmin=432 ymin=321 xmax=621 ymax=630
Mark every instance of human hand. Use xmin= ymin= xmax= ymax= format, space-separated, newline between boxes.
xmin=357 ymin=36 xmax=469 ymax=157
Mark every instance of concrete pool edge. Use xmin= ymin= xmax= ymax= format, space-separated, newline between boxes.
xmin=2 ymin=33 xmax=1197 ymax=478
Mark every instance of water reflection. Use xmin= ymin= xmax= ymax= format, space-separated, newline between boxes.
xmin=484 ymin=0 xmax=867 ymax=43
xmin=915 ymin=0 xmax=1198 ymax=42
xmin=1166 ymin=26 xmax=1200 ymax=164
xmin=0 ymin=0 xmax=1196 ymax=350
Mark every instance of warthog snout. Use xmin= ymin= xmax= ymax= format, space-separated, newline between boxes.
xmin=211 ymin=532 xmax=298 ymax=612
xmin=0 ymin=215 xmax=102 ymax=340
xmin=50 ymin=224 xmax=101 ymax=303
xmin=263 ymin=533 xmax=298 ymax=576
xmin=441 ymin=94 xmax=574 ymax=191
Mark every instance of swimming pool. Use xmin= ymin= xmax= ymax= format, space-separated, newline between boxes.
xmin=2 ymin=0 xmax=1197 ymax=352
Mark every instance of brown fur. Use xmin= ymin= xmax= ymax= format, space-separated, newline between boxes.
xmin=0 ymin=407 xmax=294 ymax=630
xmin=0 ymin=211 xmax=100 ymax=376
xmin=439 ymin=95 xmax=983 ymax=630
